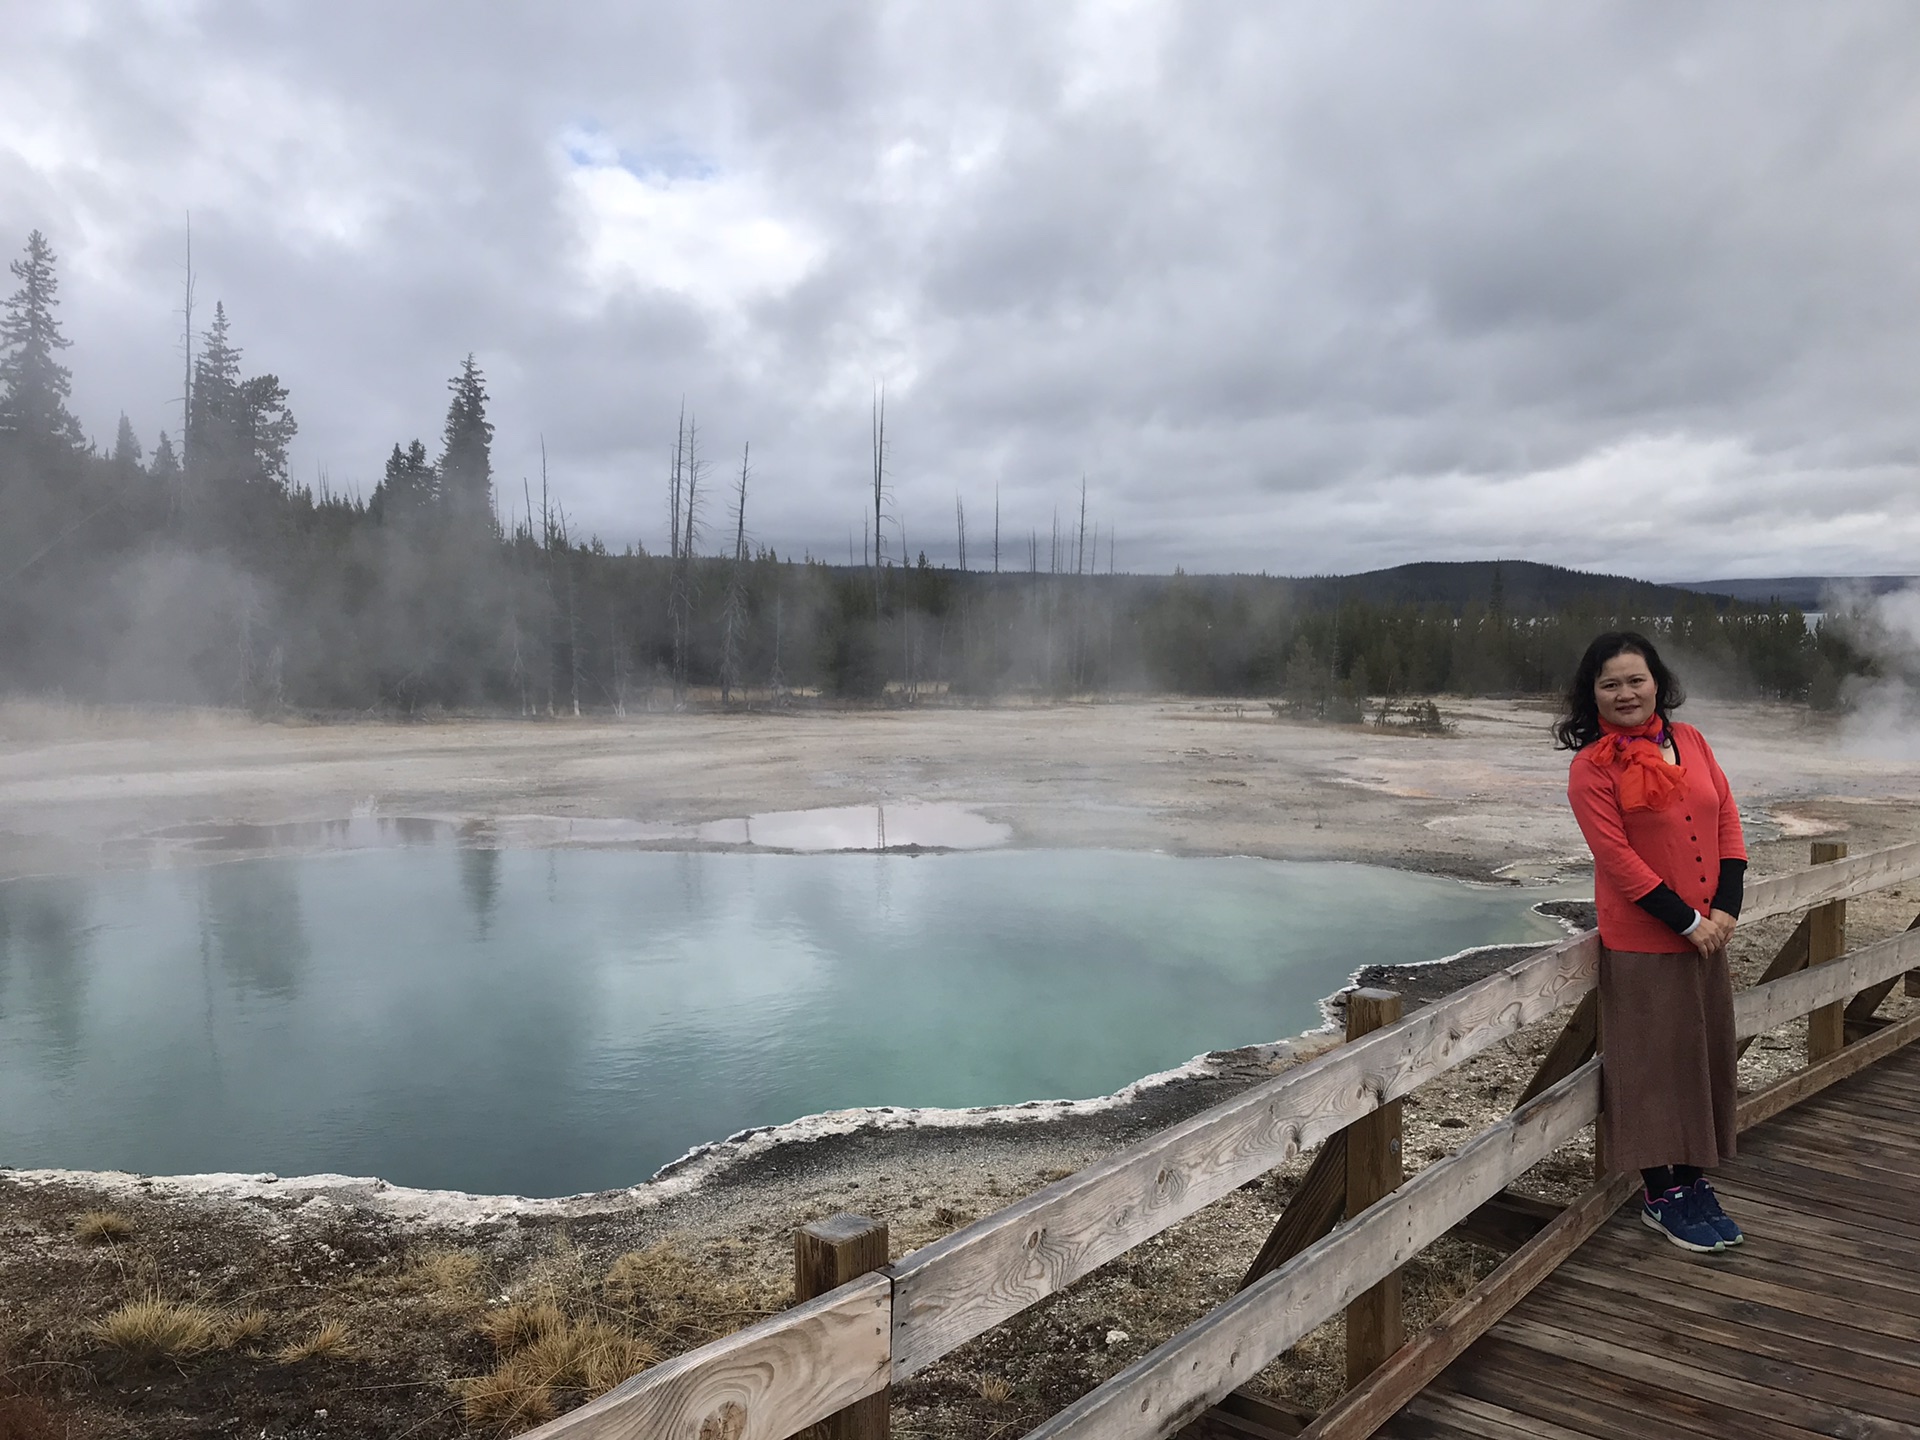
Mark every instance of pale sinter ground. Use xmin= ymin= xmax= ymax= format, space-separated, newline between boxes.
xmin=2 ymin=695 xmax=1917 ymax=1439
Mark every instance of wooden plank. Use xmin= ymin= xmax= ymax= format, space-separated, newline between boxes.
xmin=1806 ymin=841 xmax=1849 ymax=1063
xmin=1568 ymin=1232 xmax=1920 ymax=1342
xmin=1552 ymin=1257 xmax=1920 ymax=1372
xmin=1396 ymin=1391 xmax=1601 ymax=1440
xmin=1015 ymin=1063 xmax=1601 ymax=1440
xmin=1695 ymin=1152 xmax=1920 ymax=1243
xmin=794 ymin=1216 xmax=890 ymax=1440
xmin=1690 ymin=1188 xmax=1920 ymax=1270
xmin=1731 ymin=927 xmax=1920 ymax=1042
xmin=1538 ymin=1295 xmax=1920 ymax=1420
xmin=1493 ymin=1310 xmax=1916 ymax=1439
xmin=1734 ymin=914 xmax=1811 ymax=1059
xmin=515 ymin=1271 xmax=890 ymax=1440
xmin=1751 ymin=1113 xmax=1920 ymax=1175
xmin=887 ymin=932 xmax=1601 ymax=1378
xmin=1739 ymin=838 xmax=1920 ymax=922
xmin=1239 ymin=1134 xmax=1346 ymax=1291
xmin=1434 ymin=1339 xmax=1798 ymax=1440
xmin=1295 ymin=1173 xmax=1635 ymax=1440
xmin=1344 ymin=989 xmax=1404 ymax=1387
xmin=1735 ymin=1007 xmax=1920 ymax=1129
xmin=1514 ymin=992 xmax=1596 ymax=1106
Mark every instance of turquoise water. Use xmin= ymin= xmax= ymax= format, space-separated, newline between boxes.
xmin=0 ymin=849 xmax=1564 ymax=1197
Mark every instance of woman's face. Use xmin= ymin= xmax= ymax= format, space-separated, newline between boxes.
xmin=1594 ymin=651 xmax=1658 ymax=727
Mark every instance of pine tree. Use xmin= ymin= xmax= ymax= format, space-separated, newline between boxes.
xmin=112 ymin=413 xmax=143 ymax=472
xmin=187 ymin=302 xmax=296 ymax=501
xmin=0 ymin=230 xmax=84 ymax=450
xmin=150 ymin=429 xmax=180 ymax=483
xmin=369 ymin=439 xmax=435 ymax=522
xmin=438 ymin=354 xmax=494 ymax=528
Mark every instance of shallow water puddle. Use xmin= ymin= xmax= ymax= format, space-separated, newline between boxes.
xmin=696 ymin=802 xmax=1011 ymax=851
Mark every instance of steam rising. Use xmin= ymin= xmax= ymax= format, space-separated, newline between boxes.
xmin=1831 ymin=584 xmax=1920 ymax=760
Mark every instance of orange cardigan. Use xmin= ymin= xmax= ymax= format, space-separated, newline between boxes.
xmin=1566 ymin=720 xmax=1747 ymax=954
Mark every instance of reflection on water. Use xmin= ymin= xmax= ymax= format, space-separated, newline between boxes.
xmin=0 ymin=877 xmax=92 ymax=1067
xmin=460 ymin=846 xmax=502 ymax=935
xmin=201 ymin=860 xmax=309 ymax=998
xmin=697 ymin=802 xmax=1012 ymax=851
xmin=0 ymin=850 xmax=1567 ymax=1197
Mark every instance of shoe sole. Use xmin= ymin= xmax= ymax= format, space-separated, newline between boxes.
xmin=1642 ymin=1208 xmax=1725 ymax=1253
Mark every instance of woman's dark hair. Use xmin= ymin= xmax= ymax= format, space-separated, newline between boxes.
xmin=1552 ymin=630 xmax=1685 ymax=750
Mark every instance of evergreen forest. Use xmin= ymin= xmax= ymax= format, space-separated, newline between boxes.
xmin=0 ymin=232 xmax=1876 ymax=719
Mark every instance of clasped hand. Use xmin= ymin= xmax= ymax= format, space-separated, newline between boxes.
xmin=1688 ymin=908 xmax=1737 ymax=957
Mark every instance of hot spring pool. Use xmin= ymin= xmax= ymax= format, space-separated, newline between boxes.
xmin=0 ymin=847 xmax=1568 ymax=1196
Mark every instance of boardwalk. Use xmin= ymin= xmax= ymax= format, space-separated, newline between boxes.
xmin=1379 ymin=1041 xmax=1920 ymax=1440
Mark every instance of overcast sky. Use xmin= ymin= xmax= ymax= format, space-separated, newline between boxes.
xmin=5 ymin=3 xmax=1920 ymax=581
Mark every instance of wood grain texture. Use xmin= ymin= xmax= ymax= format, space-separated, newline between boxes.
xmin=1731 ymin=925 xmax=1920 ymax=1041
xmin=1299 ymin=1173 xmax=1636 ymax=1440
xmin=887 ymin=934 xmax=1600 ymax=1378
xmin=1806 ymin=841 xmax=1849 ymax=1062
xmin=1343 ymin=990 xmax=1405 ymax=1386
xmin=794 ymin=1217 xmax=890 ymax=1440
xmin=514 ymin=1273 xmax=890 ymax=1440
xmin=1015 ymin=1063 xmax=1601 ymax=1440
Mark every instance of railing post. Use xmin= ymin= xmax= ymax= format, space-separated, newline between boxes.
xmin=795 ymin=1214 xmax=890 ymax=1440
xmin=1344 ymin=987 xmax=1404 ymax=1387
xmin=1807 ymin=841 xmax=1848 ymax=1063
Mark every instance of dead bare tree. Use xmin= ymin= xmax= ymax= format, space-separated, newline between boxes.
xmin=668 ymin=415 xmax=702 ymax=704
xmin=870 ymin=386 xmax=889 ymax=613
xmin=720 ymin=443 xmax=750 ymax=707
xmin=177 ymin=213 xmax=194 ymax=492
xmin=955 ymin=494 xmax=967 ymax=572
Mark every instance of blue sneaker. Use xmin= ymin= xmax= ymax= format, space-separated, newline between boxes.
xmin=1688 ymin=1178 xmax=1744 ymax=1247
xmin=1642 ymin=1185 xmax=1725 ymax=1253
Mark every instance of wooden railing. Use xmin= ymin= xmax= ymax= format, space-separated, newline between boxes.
xmin=518 ymin=838 xmax=1920 ymax=1440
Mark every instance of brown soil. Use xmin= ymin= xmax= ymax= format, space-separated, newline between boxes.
xmin=3 ymin=696 xmax=1918 ymax=1437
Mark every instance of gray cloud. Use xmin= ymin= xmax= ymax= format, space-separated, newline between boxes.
xmin=5 ymin=1 xmax=1920 ymax=579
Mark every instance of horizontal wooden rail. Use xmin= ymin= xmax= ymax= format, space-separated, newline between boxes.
xmin=1020 ymin=1063 xmax=1602 ymax=1440
xmin=514 ymin=1272 xmax=890 ymax=1440
xmin=886 ymin=933 xmax=1600 ymax=1377
xmin=1738 ymin=838 xmax=1920 ymax=924
xmin=1733 ymin=926 xmax=1920 ymax=1040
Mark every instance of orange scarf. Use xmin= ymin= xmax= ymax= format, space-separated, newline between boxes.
xmin=1588 ymin=717 xmax=1688 ymax=812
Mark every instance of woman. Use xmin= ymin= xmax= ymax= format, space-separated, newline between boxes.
xmin=1558 ymin=631 xmax=1747 ymax=1253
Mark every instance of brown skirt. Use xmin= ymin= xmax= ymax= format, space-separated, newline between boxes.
xmin=1598 ymin=945 xmax=1738 ymax=1173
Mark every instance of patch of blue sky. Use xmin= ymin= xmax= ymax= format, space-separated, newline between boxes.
xmin=560 ymin=123 xmax=716 ymax=183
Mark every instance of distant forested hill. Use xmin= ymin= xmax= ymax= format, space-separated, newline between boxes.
xmin=1288 ymin=560 xmax=1714 ymax=615
xmin=1675 ymin=576 xmax=1917 ymax=608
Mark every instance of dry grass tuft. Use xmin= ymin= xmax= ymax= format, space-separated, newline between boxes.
xmin=91 ymin=1297 xmax=220 ymax=1360
xmin=457 ymin=1364 xmax=558 ymax=1431
xmin=72 ymin=1211 xmax=134 ymax=1245
xmin=977 ymin=1374 xmax=1013 ymax=1404
xmin=275 ymin=1320 xmax=356 ymax=1364
xmin=600 ymin=1243 xmax=777 ymax=1347
xmin=459 ymin=1312 xmax=660 ymax=1430
xmin=477 ymin=1301 xmax=567 ymax=1354
xmin=219 ymin=1308 xmax=273 ymax=1349
xmin=402 ymin=1247 xmax=486 ymax=1296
